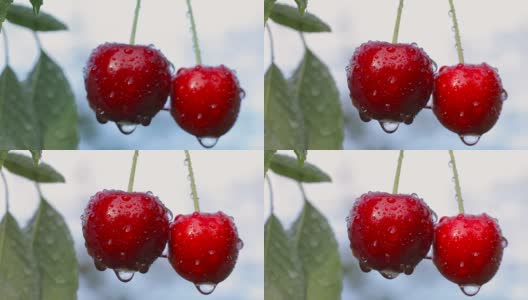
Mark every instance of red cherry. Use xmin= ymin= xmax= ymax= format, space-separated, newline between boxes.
xmin=433 ymin=213 xmax=506 ymax=296
xmin=170 ymin=65 xmax=242 ymax=147
xmin=347 ymin=192 xmax=435 ymax=279
xmin=81 ymin=190 xmax=170 ymax=282
xmin=168 ymin=211 xmax=243 ymax=295
xmin=347 ymin=41 xmax=435 ymax=133
xmin=433 ymin=63 xmax=505 ymax=146
xmin=84 ymin=43 xmax=171 ymax=133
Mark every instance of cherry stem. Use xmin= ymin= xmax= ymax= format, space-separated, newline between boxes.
xmin=448 ymin=150 xmax=465 ymax=214
xmin=448 ymin=0 xmax=465 ymax=64
xmin=184 ymin=150 xmax=200 ymax=212
xmin=185 ymin=0 xmax=203 ymax=65
xmin=265 ymin=175 xmax=274 ymax=214
xmin=129 ymin=0 xmax=142 ymax=45
xmin=392 ymin=0 xmax=404 ymax=43
xmin=265 ymin=24 xmax=275 ymax=63
xmin=1 ymin=171 xmax=9 ymax=212
xmin=298 ymin=182 xmax=308 ymax=202
xmin=2 ymin=28 xmax=9 ymax=65
xmin=392 ymin=150 xmax=404 ymax=194
xmin=127 ymin=150 xmax=139 ymax=193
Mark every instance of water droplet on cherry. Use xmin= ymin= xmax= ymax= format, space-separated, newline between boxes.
xmin=379 ymin=121 xmax=400 ymax=133
xmin=114 ymin=269 xmax=135 ymax=282
xmin=459 ymin=284 xmax=481 ymax=296
xmin=197 ymin=136 xmax=219 ymax=149
xmin=459 ymin=134 xmax=481 ymax=146
xmin=195 ymin=283 xmax=217 ymax=295
xmin=379 ymin=269 xmax=399 ymax=279
xmin=116 ymin=122 xmax=137 ymax=135
xmin=501 ymin=237 xmax=508 ymax=248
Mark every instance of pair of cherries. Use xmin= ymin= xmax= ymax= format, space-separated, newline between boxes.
xmin=81 ymin=190 xmax=243 ymax=295
xmin=347 ymin=192 xmax=506 ymax=296
xmin=84 ymin=43 xmax=243 ymax=148
xmin=347 ymin=41 xmax=506 ymax=146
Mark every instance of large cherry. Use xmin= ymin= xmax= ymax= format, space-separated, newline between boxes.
xmin=433 ymin=63 xmax=506 ymax=146
xmin=347 ymin=41 xmax=435 ymax=133
xmin=347 ymin=192 xmax=435 ymax=279
xmin=433 ymin=213 xmax=506 ymax=296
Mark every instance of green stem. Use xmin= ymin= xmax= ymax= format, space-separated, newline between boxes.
xmin=184 ymin=150 xmax=200 ymax=212
xmin=298 ymin=182 xmax=307 ymax=202
xmin=448 ymin=0 xmax=464 ymax=64
xmin=1 ymin=171 xmax=8 ymax=212
xmin=265 ymin=175 xmax=274 ymax=214
xmin=392 ymin=150 xmax=404 ymax=194
xmin=33 ymin=32 xmax=42 ymax=50
xmin=392 ymin=0 xmax=404 ymax=43
xmin=265 ymin=24 xmax=275 ymax=63
xmin=128 ymin=150 xmax=139 ymax=192
xmin=448 ymin=150 xmax=465 ymax=214
xmin=35 ymin=183 xmax=43 ymax=198
xmin=129 ymin=0 xmax=142 ymax=45
xmin=299 ymin=33 xmax=307 ymax=48
xmin=185 ymin=0 xmax=203 ymax=65
xmin=2 ymin=28 xmax=9 ymax=65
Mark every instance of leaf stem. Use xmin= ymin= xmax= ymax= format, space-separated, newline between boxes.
xmin=299 ymin=32 xmax=307 ymax=48
xmin=35 ymin=183 xmax=43 ymax=198
xmin=128 ymin=150 xmax=139 ymax=192
xmin=1 ymin=171 xmax=8 ymax=212
xmin=184 ymin=150 xmax=200 ymax=212
xmin=265 ymin=24 xmax=275 ymax=63
xmin=265 ymin=175 xmax=274 ymax=214
xmin=185 ymin=0 xmax=203 ymax=65
xmin=2 ymin=28 xmax=9 ymax=65
xmin=392 ymin=0 xmax=404 ymax=43
xmin=448 ymin=150 xmax=465 ymax=214
xmin=129 ymin=0 xmax=142 ymax=45
xmin=298 ymin=182 xmax=307 ymax=201
xmin=448 ymin=0 xmax=464 ymax=64
xmin=33 ymin=32 xmax=42 ymax=50
xmin=392 ymin=150 xmax=404 ymax=194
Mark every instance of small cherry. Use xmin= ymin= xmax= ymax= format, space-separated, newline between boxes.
xmin=168 ymin=211 xmax=243 ymax=295
xmin=347 ymin=192 xmax=435 ymax=279
xmin=433 ymin=63 xmax=505 ymax=146
xmin=170 ymin=65 xmax=243 ymax=148
xmin=84 ymin=43 xmax=172 ymax=134
xmin=346 ymin=41 xmax=435 ymax=133
xmin=433 ymin=214 xmax=506 ymax=296
xmin=81 ymin=190 xmax=170 ymax=282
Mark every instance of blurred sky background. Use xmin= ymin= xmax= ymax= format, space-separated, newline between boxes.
xmin=265 ymin=0 xmax=528 ymax=149
xmin=0 ymin=150 xmax=263 ymax=300
xmin=266 ymin=150 xmax=528 ymax=300
xmin=1 ymin=0 xmax=262 ymax=149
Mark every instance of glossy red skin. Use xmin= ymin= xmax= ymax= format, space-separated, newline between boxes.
xmin=347 ymin=41 xmax=434 ymax=125
xmin=84 ymin=43 xmax=171 ymax=125
xmin=433 ymin=214 xmax=504 ymax=286
xmin=168 ymin=211 xmax=242 ymax=284
xmin=170 ymin=65 xmax=242 ymax=137
xmin=81 ymin=190 xmax=170 ymax=273
xmin=433 ymin=63 xmax=504 ymax=136
xmin=347 ymin=192 xmax=435 ymax=276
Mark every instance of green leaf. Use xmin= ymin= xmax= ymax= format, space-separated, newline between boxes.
xmin=290 ymin=49 xmax=344 ymax=149
xmin=294 ymin=150 xmax=307 ymax=165
xmin=6 ymin=4 xmax=67 ymax=31
xmin=270 ymin=4 xmax=330 ymax=32
xmin=0 ymin=0 xmax=13 ymax=30
xmin=264 ymin=0 xmax=276 ymax=24
xmin=290 ymin=201 xmax=343 ymax=300
xmin=294 ymin=0 xmax=307 ymax=15
xmin=264 ymin=150 xmax=277 ymax=176
xmin=29 ymin=150 xmax=42 ymax=166
xmin=269 ymin=154 xmax=331 ymax=183
xmin=26 ymin=51 xmax=79 ymax=149
xmin=3 ymin=152 xmax=64 ymax=183
xmin=0 ymin=67 xmax=39 ymax=149
xmin=0 ymin=150 xmax=8 ymax=170
xmin=265 ymin=63 xmax=306 ymax=150
xmin=29 ymin=0 xmax=42 ymax=14
xmin=26 ymin=198 xmax=79 ymax=300
xmin=0 ymin=213 xmax=40 ymax=300
xmin=265 ymin=214 xmax=305 ymax=300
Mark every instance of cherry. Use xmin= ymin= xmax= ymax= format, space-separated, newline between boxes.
xmin=347 ymin=192 xmax=435 ymax=279
xmin=170 ymin=65 xmax=242 ymax=147
xmin=433 ymin=63 xmax=505 ymax=146
xmin=81 ymin=190 xmax=170 ymax=282
xmin=168 ymin=211 xmax=243 ymax=295
xmin=84 ymin=43 xmax=172 ymax=133
xmin=346 ymin=41 xmax=435 ymax=133
xmin=433 ymin=213 xmax=506 ymax=296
